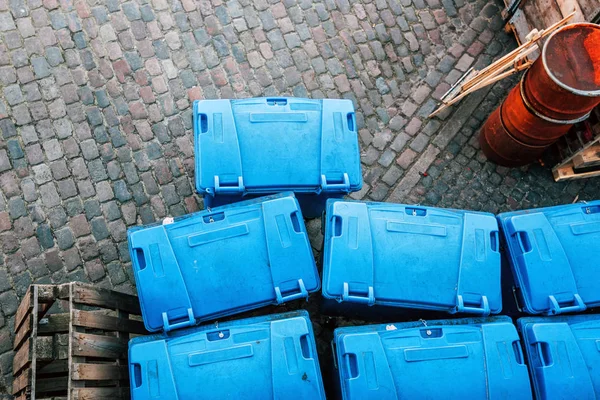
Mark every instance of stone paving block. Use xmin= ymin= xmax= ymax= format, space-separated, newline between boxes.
xmin=0 ymin=1 xmax=599 ymax=395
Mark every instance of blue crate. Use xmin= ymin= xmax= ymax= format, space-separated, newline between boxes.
xmin=322 ymin=200 xmax=502 ymax=315
xmin=518 ymin=315 xmax=600 ymax=399
xmin=127 ymin=193 xmax=320 ymax=332
xmin=497 ymin=201 xmax=600 ymax=315
xmin=193 ymin=97 xmax=362 ymax=218
xmin=332 ymin=316 xmax=532 ymax=399
xmin=129 ymin=310 xmax=326 ymax=400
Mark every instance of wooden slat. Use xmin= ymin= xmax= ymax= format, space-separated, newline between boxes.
xmin=573 ymin=144 xmax=600 ymax=168
xmin=13 ymin=338 xmax=31 ymax=374
xmin=36 ymin=376 xmax=68 ymax=394
xmin=38 ymin=312 xmax=70 ymax=334
xmin=72 ymin=310 xmax=146 ymax=334
xmin=555 ymin=0 xmax=586 ymax=21
xmin=72 ymin=332 xmax=128 ymax=359
xmin=72 ymin=364 xmax=129 ymax=381
xmin=71 ymin=387 xmax=130 ymax=400
xmin=69 ymin=284 xmax=141 ymax=315
xmin=14 ymin=314 xmax=32 ymax=350
xmin=576 ymin=0 xmax=600 ymax=20
xmin=553 ymin=162 xmax=600 ymax=181
xmin=14 ymin=287 xmax=32 ymax=333
xmin=12 ymin=369 xmax=31 ymax=395
xmin=38 ymin=359 xmax=70 ymax=375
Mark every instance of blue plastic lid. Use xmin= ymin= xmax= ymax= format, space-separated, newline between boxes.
xmin=498 ymin=201 xmax=600 ymax=315
xmin=129 ymin=310 xmax=326 ymax=400
xmin=127 ymin=193 xmax=320 ymax=332
xmin=322 ymin=200 xmax=502 ymax=315
xmin=193 ymin=97 xmax=362 ymax=196
xmin=518 ymin=315 xmax=600 ymax=399
xmin=333 ymin=316 xmax=532 ymax=399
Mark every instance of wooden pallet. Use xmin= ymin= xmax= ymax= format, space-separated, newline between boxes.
xmin=502 ymin=0 xmax=600 ymax=61
xmin=552 ymin=107 xmax=600 ymax=181
xmin=12 ymin=283 xmax=147 ymax=400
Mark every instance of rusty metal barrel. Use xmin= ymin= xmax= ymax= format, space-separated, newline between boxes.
xmin=480 ymin=22 xmax=600 ymax=167
xmin=524 ymin=23 xmax=600 ymax=120
xmin=479 ymin=106 xmax=553 ymax=167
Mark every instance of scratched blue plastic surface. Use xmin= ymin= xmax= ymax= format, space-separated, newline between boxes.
xmin=127 ymin=193 xmax=320 ymax=332
xmin=497 ymin=201 xmax=600 ymax=315
xmin=333 ymin=316 xmax=532 ymax=400
xmin=129 ymin=310 xmax=326 ymax=400
xmin=193 ymin=97 xmax=362 ymax=217
xmin=518 ymin=315 xmax=600 ymax=399
xmin=322 ymin=200 xmax=502 ymax=315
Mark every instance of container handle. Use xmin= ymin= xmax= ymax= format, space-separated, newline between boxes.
xmin=274 ymin=279 xmax=308 ymax=304
xmin=516 ymin=231 xmax=532 ymax=254
xmin=342 ymin=283 xmax=375 ymax=306
xmin=161 ymin=308 xmax=195 ymax=332
xmin=455 ymin=295 xmax=490 ymax=315
xmin=344 ymin=353 xmax=359 ymax=379
xmin=133 ymin=248 xmax=146 ymax=270
xmin=490 ymin=231 xmax=499 ymax=252
xmin=131 ymin=363 xmax=142 ymax=388
xmin=547 ymin=294 xmax=586 ymax=315
xmin=535 ymin=342 xmax=553 ymax=367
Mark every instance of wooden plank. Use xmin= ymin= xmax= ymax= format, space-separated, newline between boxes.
xmin=12 ymin=369 xmax=31 ymax=395
xmin=69 ymin=284 xmax=141 ymax=315
xmin=72 ymin=364 xmax=129 ymax=381
xmin=553 ymin=162 xmax=600 ymax=181
xmin=573 ymin=144 xmax=600 ymax=168
xmin=38 ymin=359 xmax=70 ymax=375
xmin=71 ymin=387 xmax=130 ymax=400
xmin=72 ymin=332 xmax=128 ymax=359
xmin=36 ymin=376 xmax=69 ymax=394
xmin=14 ymin=287 xmax=32 ymax=332
xmin=38 ymin=312 xmax=70 ymax=334
xmin=14 ymin=314 xmax=32 ymax=350
xmin=555 ymin=0 xmax=585 ymax=21
xmin=72 ymin=310 xmax=146 ymax=335
xmin=13 ymin=338 xmax=31 ymax=374
xmin=577 ymin=0 xmax=600 ymax=20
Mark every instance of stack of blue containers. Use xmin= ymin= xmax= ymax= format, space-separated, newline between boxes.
xmin=125 ymin=97 xmax=600 ymax=399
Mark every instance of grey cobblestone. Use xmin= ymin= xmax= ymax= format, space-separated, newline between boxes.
xmin=1 ymin=0 xmax=599 ymax=394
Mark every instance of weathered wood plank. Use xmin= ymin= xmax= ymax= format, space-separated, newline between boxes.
xmin=38 ymin=359 xmax=70 ymax=375
xmin=13 ymin=338 xmax=31 ymax=374
xmin=38 ymin=312 xmax=70 ymax=334
xmin=555 ymin=0 xmax=586 ymax=21
xmin=72 ymin=332 xmax=128 ymax=359
xmin=69 ymin=284 xmax=141 ymax=315
xmin=14 ymin=314 xmax=32 ymax=350
xmin=72 ymin=310 xmax=146 ymax=335
xmin=577 ymin=0 xmax=600 ymax=20
xmin=72 ymin=364 xmax=129 ymax=381
xmin=72 ymin=387 xmax=130 ymax=400
xmin=36 ymin=376 xmax=69 ymax=394
xmin=573 ymin=144 xmax=600 ymax=168
xmin=12 ymin=369 xmax=31 ymax=395
xmin=14 ymin=288 xmax=32 ymax=333
xmin=553 ymin=162 xmax=600 ymax=181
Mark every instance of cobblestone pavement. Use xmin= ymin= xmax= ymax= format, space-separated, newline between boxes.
xmin=1 ymin=0 xmax=600 ymax=395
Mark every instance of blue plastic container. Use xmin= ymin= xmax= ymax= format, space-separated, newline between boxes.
xmin=129 ymin=310 xmax=326 ymax=400
xmin=332 ymin=316 xmax=532 ymax=399
xmin=497 ymin=201 xmax=600 ymax=315
xmin=127 ymin=193 xmax=320 ymax=332
xmin=322 ymin=200 xmax=502 ymax=315
xmin=518 ymin=315 xmax=600 ymax=399
xmin=193 ymin=97 xmax=362 ymax=218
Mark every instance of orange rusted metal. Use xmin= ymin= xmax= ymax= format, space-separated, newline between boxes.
xmin=479 ymin=106 xmax=553 ymax=167
xmin=501 ymin=76 xmax=576 ymax=145
xmin=524 ymin=23 xmax=600 ymax=121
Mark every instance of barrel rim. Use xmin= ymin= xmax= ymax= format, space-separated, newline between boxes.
xmin=542 ymin=22 xmax=600 ymax=97
xmin=497 ymin=102 xmax=552 ymax=149
xmin=520 ymin=71 xmax=592 ymax=124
